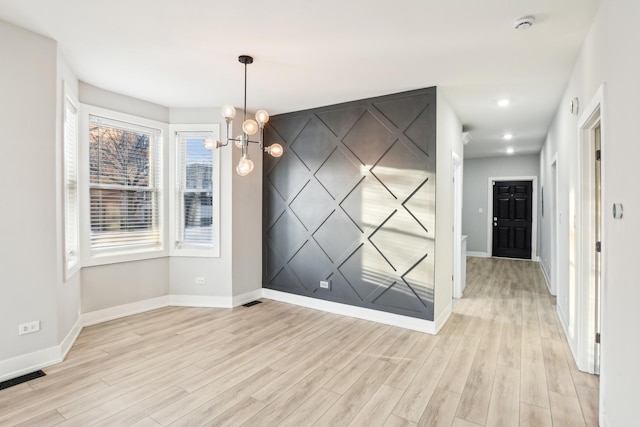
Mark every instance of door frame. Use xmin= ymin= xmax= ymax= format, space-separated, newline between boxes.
xmin=486 ymin=176 xmax=538 ymax=260
xmin=551 ymin=153 xmax=559 ymax=296
xmin=452 ymin=152 xmax=463 ymax=298
xmin=575 ymin=84 xmax=607 ymax=378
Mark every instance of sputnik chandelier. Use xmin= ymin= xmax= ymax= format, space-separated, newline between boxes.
xmin=205 ymin=55 xmax=283 ymax=176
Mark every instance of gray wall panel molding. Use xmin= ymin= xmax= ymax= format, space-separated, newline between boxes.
xmin=263 ymin=88 xmax=437 ymax=320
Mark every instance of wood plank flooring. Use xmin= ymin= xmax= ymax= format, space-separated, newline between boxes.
xmin=0 ymin=257 xmax=599 ymax=426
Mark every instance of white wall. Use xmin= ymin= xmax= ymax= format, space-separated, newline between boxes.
xmin=539 ymin=1 xmax=640 ymax=424
xmin=434 ymin=89 xmax=463 ymax=329
xmin=0 ymin=21 xmax=60 ymax=361
xmin=79 ymin=82 xmax=169 ymax=123
xmin=81 ymin=259 xmax=169 ymax=312
xmin=462 ymin=154 xmax=539 ymax=255
xmin=600 ymin=4 xmax=640 ymax=424
xmin=231 ymin=125 xmax=263 ymax=299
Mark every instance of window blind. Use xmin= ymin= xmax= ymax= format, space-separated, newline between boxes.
xmin=89 ymin=115 xmax=162 ymax=252
xmin=63 ymin=95 xmax=79 ymax=270
xmin=176 ymin=131 xmax=215 ymax=248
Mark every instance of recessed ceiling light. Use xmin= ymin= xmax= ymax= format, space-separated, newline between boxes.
xmin=506 ymin=147 xmax=515 ymax=154
xmin=497 ymin=99 xmax=510 ymax=107
xmin=503 ymin=133 xmax=514 ymax=140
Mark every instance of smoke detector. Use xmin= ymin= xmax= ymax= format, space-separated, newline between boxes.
xmin=513 ymin=16 xmax=535 ymax=31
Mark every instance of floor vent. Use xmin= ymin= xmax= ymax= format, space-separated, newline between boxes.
xmin=0 ymin=370 xmax=46 ymax=391
xmin=242 ymin=300 xmax=263 ymax=307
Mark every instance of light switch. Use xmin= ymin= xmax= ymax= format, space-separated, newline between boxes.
xmin=478 ymin=208 xmax=483 ymax=214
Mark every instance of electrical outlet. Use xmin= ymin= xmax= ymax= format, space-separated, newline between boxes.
xmin=19 ymin=321 xmax=40 ymax=335
xmin=320 ymin=280 xmax=331 ymax=290
xmin=195 ymin=277 xmax=206 ymax=285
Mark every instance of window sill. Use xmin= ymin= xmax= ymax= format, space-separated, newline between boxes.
xmin=170 ymin=247 xmax=220 ymax=258
xmin=83 ymin=247 xmax=169 ymax=267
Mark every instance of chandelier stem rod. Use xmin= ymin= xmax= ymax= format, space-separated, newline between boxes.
xmin=243 ymin=61 xmax=247 ymax=123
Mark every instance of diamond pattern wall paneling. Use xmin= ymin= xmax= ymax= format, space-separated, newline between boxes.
xmin=263 ymin=88 xmax=437 ymax=320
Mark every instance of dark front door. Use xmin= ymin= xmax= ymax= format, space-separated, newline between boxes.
xmin=492 ymin=180 xmax=532 ymax=259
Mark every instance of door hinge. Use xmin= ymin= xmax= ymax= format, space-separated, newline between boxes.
xmin=596 ymin=241 xmax=601 ymax=252
xmin=596 ymin=150 xmax=601 ymax=161
xmin=595 ymin=332 xmax=601 ymax=344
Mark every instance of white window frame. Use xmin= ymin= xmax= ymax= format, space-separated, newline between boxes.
xmin=80 ymin=105 xmax=169 ymax=266
xmin=169 ymin=124 xmax=221 ymax=257
xmin=62 ymin=82 xmax=81 ymax=279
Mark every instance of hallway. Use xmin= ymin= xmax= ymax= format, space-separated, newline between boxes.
xmin=451 ymin=257 xmax=598 ymax=426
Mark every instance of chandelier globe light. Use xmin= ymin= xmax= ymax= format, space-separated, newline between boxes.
xmin=208 ymin=55 xmax=283 ymax=175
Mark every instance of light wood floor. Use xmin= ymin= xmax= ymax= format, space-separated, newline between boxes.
xmin=0 ymin=258 xmax=599 ymax=426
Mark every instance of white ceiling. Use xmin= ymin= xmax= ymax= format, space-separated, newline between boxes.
xmin=0 ymin=0 xmax=600 ymax=158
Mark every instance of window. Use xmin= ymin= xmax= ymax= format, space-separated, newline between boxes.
xmin=172 ymin=125 xmax=220 ymax=256
xmin=63 ymin=87 xmax=80 ymax=275
xmin=88 ymin=115 xmax=163 ymax=256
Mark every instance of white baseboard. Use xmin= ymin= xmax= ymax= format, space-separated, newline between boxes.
xmin=262 ymin=289 xmax=436 ymax=334
xmin=82 ymin=290 xmax=264 ymax=326
xmin=60 ymin=316 xmax=83 ymax=361
xmin=538 ymin=261 xmax=552 ymax=294
xmin=168 ymin=294 xmax=232 ymax=308
xmin=0 ymin=315 xmax=84 ymax=383
xmin=166 ymin=289 xmax=262 ymax=309
xmin=232 ymin=289 xmax=263 ymax=307
xmin=82 ymin=296 xmax=170 ymax=327
xmin=557 ymin=304 xmax=580 ymax=369
xmin=467 ymin=251 xmax=489 ymax=258
xmin=434 ymin=300 xmax=452 ymax=333
xmin=0 ymin=346 xmax=61 ymax=383
xmin=557 ymin=303 xmax=570 ymax=339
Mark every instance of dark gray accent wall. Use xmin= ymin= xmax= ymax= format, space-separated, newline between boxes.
xmin=263 ymin=88 xmax=437 ymax=320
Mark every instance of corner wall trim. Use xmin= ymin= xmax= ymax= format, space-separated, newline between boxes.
xmin=60 ymin=316 xmax=83 ymax=361
xmin=434 ymin=300 xmax=452 ymax=333
xmin=262 ymin=289 xmax=437 ymax=334
xmin=539 ymin=261 xmax=552 ymax=294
